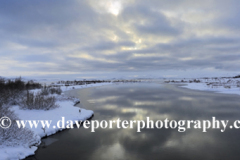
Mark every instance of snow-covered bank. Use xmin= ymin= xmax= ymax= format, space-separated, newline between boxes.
xmin=0 ymin=146 xmax=38 ymax=160
xmin=0 ymin=102 xmax=93 ymax=160
xmin=0 ymin=82 xmax=112 ymax=160
xmin=165 ymin=77 xmax=240 ymax=96
xmin=181 ymin=83 xmax=240 ymax=95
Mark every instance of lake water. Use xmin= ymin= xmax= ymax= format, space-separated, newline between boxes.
xmin=25 ymin=83 xmax=240 ymax=160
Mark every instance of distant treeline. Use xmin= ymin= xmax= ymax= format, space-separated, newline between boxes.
xmin=54 ymin=80 xmax=111 ymax=86
xmin=233 ymin=75 xmax=240 ymax=78
xmin=0 ymin=77 xmax=43 ymax=105
xmin=0 ymin=77 xmax=42 ymax=91
xmin=52 ymin=79 xmax=141 ymax=86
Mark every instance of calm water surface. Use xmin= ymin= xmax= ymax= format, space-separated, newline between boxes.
xmin=25 ymin=83 xmax=240 ymax=160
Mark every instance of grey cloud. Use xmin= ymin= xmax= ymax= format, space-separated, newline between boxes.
xmin=0 ymin=0 xmax=240 ymax=78
xmin=82 ymin=40 xmax=136 ymax=51
xmin=135 ymin=20 xmax=180 ymax=36
xmin=121 ymin=4 xmax=181 ymax=36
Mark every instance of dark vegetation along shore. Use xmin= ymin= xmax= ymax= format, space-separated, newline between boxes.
xmin=0 ymin=77 xmax=61 ymax=108
xmin=0 ymin=77 xmax=70 ymax=152
xmin=0 ymin=77 xmax=44 ymax=150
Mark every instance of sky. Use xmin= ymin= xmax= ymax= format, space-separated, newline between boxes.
xmin=0 ymin=0 xmax=240 ymax=80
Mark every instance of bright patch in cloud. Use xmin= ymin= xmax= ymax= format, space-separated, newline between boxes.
xmin=107 ymin=1 xmax=121 ymax=16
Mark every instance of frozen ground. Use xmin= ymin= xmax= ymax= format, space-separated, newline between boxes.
xmin=0 ymin=82 xmax=112 ymax=160
xmin=165 ymin=77 xmax=240 ymax=96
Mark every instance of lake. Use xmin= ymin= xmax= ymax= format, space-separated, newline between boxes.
xmin=25 ymin=83 xmax=240 ymax=160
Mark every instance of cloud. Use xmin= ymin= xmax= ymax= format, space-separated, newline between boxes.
xmin=0 ymin=0 xmax=240 ymax=78
xmin=121 ymin=4 xmax=181 ymax=37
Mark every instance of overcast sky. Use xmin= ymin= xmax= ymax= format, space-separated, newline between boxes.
xmin=1 ymin=0 xmax=240 ymax=79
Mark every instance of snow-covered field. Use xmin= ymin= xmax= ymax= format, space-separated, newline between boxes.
xmin=165 ymin=77 xmax=240 ymax=96
xmin=0 ymin=82 xmax=112 ymax=160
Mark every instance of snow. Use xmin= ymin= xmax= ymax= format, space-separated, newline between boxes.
xmin=0 ymin=146 xmax=38 ymax=160
xmin=0 ymin=101 xmax=93 ymax=160
xmin=179 ymin=78 xmax=240 ymax=96
xmin=182 ymin=83 xmax=240 ymax=95
xmin=31 ymin=82 xmax=112 ymax=94
xmin=0 ymin=82 xmax=112 ymax=160
xmin=12 ymin=101 xmax=94 ymax=137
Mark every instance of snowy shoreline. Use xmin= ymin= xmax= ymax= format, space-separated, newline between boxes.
xmin=165 ymin=77 xmax=240 ymax=96
xmin=181 ymin=83 xmax=240 ymax=96
xmin=0 ymin=82 xmax=112 ymax=160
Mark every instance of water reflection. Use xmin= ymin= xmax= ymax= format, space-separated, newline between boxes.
xmin=25 ymin=83 xmax=240 ymax=160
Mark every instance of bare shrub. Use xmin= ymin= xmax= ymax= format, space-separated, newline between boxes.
xmin=0 ymin=103 xmax=40 ymax=147
xmin=224 ymin=85 xmax=231 ymax=89
xmin=0 ymin=89 xmax=23 ymax=105
xmin=20 ymin=91 xmax=59 ymax=110
xmin=40 ymin=85 xmax=50 ymax=96
xmin=40 ymin=85 xmax=62 ymax=96
xmin=25 ymin=80 xmax=42 ymax=90
xmin=49 ymin=87 xmax=62 ymax=95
